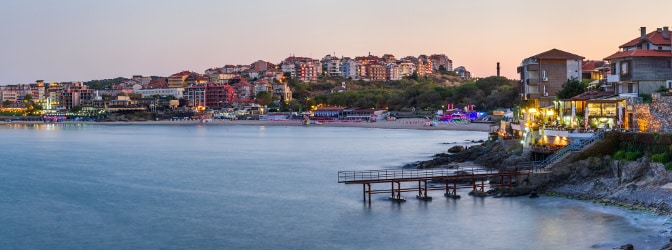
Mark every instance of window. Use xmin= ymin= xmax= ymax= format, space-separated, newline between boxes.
xmin=620 ymin=61 xmax=629 ymax=75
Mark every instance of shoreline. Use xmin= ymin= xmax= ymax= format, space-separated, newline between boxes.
xmin=6 ymin=118 xmax=493 ymax=132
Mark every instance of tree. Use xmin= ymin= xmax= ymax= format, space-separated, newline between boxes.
xmin=21 ymin=94 xmax=33 ymax=108
xmin=70 ymin=106 xmax=82 ymax=113
xmin=2 ymin=100 xmax=13 ymax=108
xmin=556 ymin=79 xmax=586 ymax=99
xmin=255 ymin=91 xmax=274 ymax=107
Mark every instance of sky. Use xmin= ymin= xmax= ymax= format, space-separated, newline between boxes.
xmin=1 ymin=0 xmax=672 ymax=84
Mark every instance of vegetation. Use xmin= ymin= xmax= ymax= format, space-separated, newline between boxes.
xmin=556 ymin=78 xmax=587 ymax=99
xmin=84 ymin=77 xmax=129 ymax=90
xmin=285 ymin=75 xmax=519 ymax=112
xmin=582 ymin=132 xmax=672 ymax=169
xmin=255 ymin=91 xmax=274 ymax=107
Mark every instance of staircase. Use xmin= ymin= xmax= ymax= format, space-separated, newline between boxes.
xmin=532 ymin=129 xmax=605 ymax=170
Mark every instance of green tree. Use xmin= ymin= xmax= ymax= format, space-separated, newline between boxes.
xmin=556 ymin=78 xmax=586 ymax=99
xmin=2 ymin=100 xmax=13 ymax=108
xmin=70 ymin=106 xmax=82 ymax=113
xmin=255 ymin=91 xmax=274 ymax=107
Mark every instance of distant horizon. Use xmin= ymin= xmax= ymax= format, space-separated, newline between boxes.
xmin=2 ymin=0 xmax=671 ymax=84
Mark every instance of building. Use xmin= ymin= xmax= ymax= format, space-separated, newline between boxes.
xmin=604 ymin=26 xmax=672 ymax=97
xmin=340 ymin=57 xmax=359 ymax=79
xmin=398 ymin=61 xmax=416 ymax=77
xmin=518 ymin=48 xmax=584 ymax=108
xmin=184 ymin=83 xmax=235 ymax=109
xmin=454 ymin=66 xmax=472 ymax=80
xmin=167 ymin=71 xmax=205 ymax=88
xmin=386 ymin=63 xmax=401 ymax=81
xmin=366 ymin=63 xmax=386 ymax=81
xmin=416 ymin=56 xmax=433 ymax=76
xmin=134 ymin=88 xmax=184 ymax=99
xmin=253 ymin=79 xmax=272 ymax=96
xmin=60 ymin=82 xmax=94 ymax=110
xmin=281 ymin=56 xmax=319 ymax=82
xmin=251 ymin=60 xmax=273 ymax=72
xmin=272 ymin=81 xmax=292 ymax=103
xmin=320 ymin=55 xmax=342 ymax=77
xmin=429 ymin=54 xmax=453 ymax=72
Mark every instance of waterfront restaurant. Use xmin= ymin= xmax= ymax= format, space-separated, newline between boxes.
xmin=555 ymin=90 xmax=629 ymax=130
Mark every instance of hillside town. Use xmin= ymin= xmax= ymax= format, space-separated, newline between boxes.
xmin=0 ymin=53 xmax=462 ymax=121
xmin=2 ymin=26 xmax=672 ymax=135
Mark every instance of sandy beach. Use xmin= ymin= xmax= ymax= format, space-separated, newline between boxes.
xmin=10 ymin=118 xmax=494 ymax=132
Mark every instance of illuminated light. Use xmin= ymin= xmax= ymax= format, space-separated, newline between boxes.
xmin=528 ymin=108 xmax=537 ymax=113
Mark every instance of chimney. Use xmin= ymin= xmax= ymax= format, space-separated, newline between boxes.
xmin=496 ymin=62 xmax=500 ymax=77
xmin=641 ymin=27 xmax=647 ymax=40
xmin=664 ymin=27 xmax=670 ymax=39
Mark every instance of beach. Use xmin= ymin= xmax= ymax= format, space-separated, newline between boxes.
xmin=28 ymin=118 xmax=493 ymax=132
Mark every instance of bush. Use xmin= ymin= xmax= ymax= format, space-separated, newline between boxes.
xmin=625 ymin=151 xmax=642 ymax=161
xmin=614 ymin=150 xmax=626 ymax=160
xmin=665 ymin=162 xmax=672 ymax=171
xmin=652 ymin=152 xmax=670 ymax=163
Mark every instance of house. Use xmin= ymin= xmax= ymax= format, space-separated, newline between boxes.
xmin=518 ymin=48 xmax=584 ymax=109
xmin=184 ymin=83 xmax=235 ymax=109
xmin=386 ymin=63 xmax=401 ymax=81
xmin=253 ymin=79 xmax=272 ymax=96
xmin=454 ymin=66 xmax=472 ymax=80
xmin=272 ymin=81 xmax=292 ymax=102
xmin=604 ymin=26 xmax=672 ymax=96
xmin=320 ymin=55 xmax=342 ymax=77
xmin=416 ymin=55 xmax=433 ymax=76
xmin=366 ymin=63 xmax=386 ymax=81
xmin=429 ymin=54 xmax=453 ymax=72
xmin=340 ymin=57 xmax=358 ymax=79
xmin=331 ymin=82 xmax=347 ymax=93
xmin=281 ymin=56 xmax=318 ymax=81
xmin=60 ymin=82 xmax=93 ymax=110
xmin=167 ymin=71 xmax=205 ymax=88
xmin=398 ymin=61 xmax=416 ymax=77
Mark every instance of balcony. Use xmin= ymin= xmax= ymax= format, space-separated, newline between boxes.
xmin=607 ymin=74 xmax=619 ymax=83
xmin=526 ymin=78 xmax=540 ymax=85
xmin=526 ymin=64 xmax=539 ymax=71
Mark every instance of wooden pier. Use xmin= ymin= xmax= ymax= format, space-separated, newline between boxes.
xmin=338 ymin=168 xmax=530 ymax=203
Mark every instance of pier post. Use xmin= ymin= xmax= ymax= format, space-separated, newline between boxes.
xmin=396 ymin=182 xmax=401 ymax=200
xmin=367 ymin=183 xmax=371 ymax=204
xmin=363 ymin=184 xmax=366 ymax=202
xmin=418 ymin=180 xmax=422 ymax=197
xmin=423 ymin=180 xmax=428 ymax=197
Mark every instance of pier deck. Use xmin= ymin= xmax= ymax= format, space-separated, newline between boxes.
xmin=338 ymin=168 xmax=530 ymax=203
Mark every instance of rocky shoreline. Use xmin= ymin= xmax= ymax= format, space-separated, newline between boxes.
xmin=409 ymin=137 xmax=672 ymax=248
xmin=410 ymin=137 xmax=672 ymax=215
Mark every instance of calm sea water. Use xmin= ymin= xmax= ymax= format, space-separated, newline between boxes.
xmin=0 ymin=123 xmax=670 ymax=250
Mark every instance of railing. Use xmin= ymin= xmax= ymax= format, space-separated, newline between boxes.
xmin=533 ymin=129 xmax=605 ymax=169
xmin=337 ymin=168 xmax=494 ymax=183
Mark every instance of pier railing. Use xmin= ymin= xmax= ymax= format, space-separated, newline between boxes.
xmin=338 ymin=168 xmax=495 ymax=183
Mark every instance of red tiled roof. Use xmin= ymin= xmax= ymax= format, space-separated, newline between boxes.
xmin=569 ymin=90 xmax=617 ymax=101
xmin=603 ymin=50 xmax=672 ymax=60
xmin=581 ymin=60 xmax=606 ymax=71
xmin=534 ymin=48 xmax=584 ymax=60
xmin=620 ymin=29 xmax=671 ymax=48
xmin=170 ymin=70 xmax=192 ymax=77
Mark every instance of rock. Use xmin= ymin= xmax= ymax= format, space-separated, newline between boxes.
xmin=447 ymin=145 xmax=464 ymax=153
xmin=659 ymin=238 xmax=672 ymax=250
xmin=616 ymin=243 xmax=633 ymax=250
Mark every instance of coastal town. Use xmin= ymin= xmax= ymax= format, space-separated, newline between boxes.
xmin=2 ymin=26 xmax=672 ymax=135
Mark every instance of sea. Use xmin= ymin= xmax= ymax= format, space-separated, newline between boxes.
xmin=1 ymin=123 xmax=671 ymax=250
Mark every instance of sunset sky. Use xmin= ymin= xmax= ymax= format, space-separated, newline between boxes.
xmin=1 ymin=0 xmax=672 ymax=84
